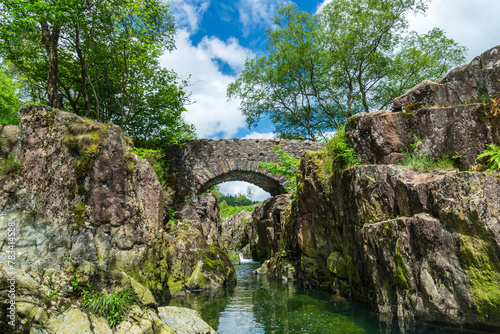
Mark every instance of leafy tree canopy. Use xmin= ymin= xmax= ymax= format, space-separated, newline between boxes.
xmin=0 ymin=64 xmax=21 ymax=124
xmin=0 ymin=0 xmax=195 ymax=146
xmin=228 ymin=1 xmax=467 ymax=140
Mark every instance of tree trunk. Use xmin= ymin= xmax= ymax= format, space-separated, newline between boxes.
xmin=41 ymin=21 xmax=63 ymax=109
xmin=74 ymin=23 xmax=89 ymax=116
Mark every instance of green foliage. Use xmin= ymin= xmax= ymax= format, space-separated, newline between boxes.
xmin=476 ymin=144 xmax=500 ymax=171
xmin=0 ymin=0 xmax=195 ymax=145
xmin=70 ymin=278 xmax=79 ymax=291
xmin=400 ymin=137 xmax=457 ymax=171
xmin=228 ymin=1 xmax=466 ymax=139
xmin=167 ymin=206 xmax=177 ymax=226
xmin=209 ymin=186 xmax=259 ymax=207
xmin=133 ymin=147 xmax=167 ymax=187
xmin=219 ymin=200 xmax=260 ymax=218
xmin=0 ymin=68 xmax=21 ymax=124
xmin=325 ymin=128 xmax=361 ymax=170
xmin=207 ymin=186 xmax=260 ymax=218
xmin=259 ymin=146 xmax=300 ymax=194
xmin=0 ymin=153 xmax=22 ymax=175
xmin=81 ymin=285 xmax=139 ymax=327
xmin=316 ymin=128 xmax=361 ymax=194
xmin=48 ymin=289 xmax=58 ymax=300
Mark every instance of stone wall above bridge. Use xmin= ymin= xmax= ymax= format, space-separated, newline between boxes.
xmin=164 ymin=139 xmax=323 ymax=200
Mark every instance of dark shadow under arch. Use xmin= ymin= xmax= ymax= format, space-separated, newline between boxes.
xmin=198 ymin=170 xmax=286 ymax=196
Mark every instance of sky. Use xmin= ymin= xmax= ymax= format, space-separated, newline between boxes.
xmin=159 ymin=0 xmax=500 ymax=200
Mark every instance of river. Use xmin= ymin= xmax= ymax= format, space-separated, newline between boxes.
xmin=167 ymin=262 xmax=478 ymax=334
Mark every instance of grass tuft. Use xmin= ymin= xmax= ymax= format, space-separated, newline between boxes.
xmin=76 ymin=134 xmax=93 ymax=146
xmin=68 ymin=123 xmax=90 ymax=135
xmin=81 ymin=286 xmax=140 ymax=327
xmin=400 ymin=137 xmax=457 ymax=172
xmin=0 ymin=153 xmax=22 ymax=175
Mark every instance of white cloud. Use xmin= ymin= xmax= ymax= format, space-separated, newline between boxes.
xmin=407 ymin=0 xmax=500 ymax=61
xmin=315 ymin=0 xmax=332 ymax=14
xmin=238 ymin=0 xmax=287 ymax=37
xmin=197 ymin=36 xmax=253 ymax=73
xmin=219 ymin=181 xmax=271 ymax=202
xmin=242 ymin=132 xmax=275 ymax=139
xmin=159 ymin=30 xmax=253 ymax=138
xmin=317 ymin=0 xmax=500 ymax=62
xmin=170 ymin=0 xmax=211 ymax=34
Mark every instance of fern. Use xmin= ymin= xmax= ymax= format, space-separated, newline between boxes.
xmin=477 ymin=144 xmax=500 ymax=171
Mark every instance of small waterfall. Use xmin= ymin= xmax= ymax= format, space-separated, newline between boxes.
xmin=239 ymin=253 xmax=254 ymax=264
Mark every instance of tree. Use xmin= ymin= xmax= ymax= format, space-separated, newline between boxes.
xmin=317 ymin=0 xmax=466 ymax=113
xmin=0 ymin=0 xmax=194 ymax=145
xmin=227 ymin=5 xmax=333 ymax=141
xmin=228 ymin=2 xmax=467 ymax=140
xmin=259 ymin=146 xmax=299 ymax=193
xmin=0 ymin=67 xmax=21 ymax=124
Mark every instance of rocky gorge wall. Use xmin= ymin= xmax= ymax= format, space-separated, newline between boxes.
xmin=0 ymin=106 xmax=234 ymax=333
xmin=256 ymin=46 xmax=500 ymax=332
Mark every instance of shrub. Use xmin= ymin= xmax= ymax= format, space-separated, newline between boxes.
xmin=476 ymin=144 xmax=500 ymax=171
xmin=324 ymin=127 xmax=361 ymax=170
xmin=259 ymin=145 xmax=300 ymax=193
xmin=0 ymin=152 xmax=21 ymax=175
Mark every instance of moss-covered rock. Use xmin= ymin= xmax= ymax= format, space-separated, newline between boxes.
xmin=263 ymin=152 xmax=500 ymax=331
xmin=0 ymin=106 xmax=237 ymax=331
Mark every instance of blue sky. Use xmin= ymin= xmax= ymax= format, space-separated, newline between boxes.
xmin=159 ymin=0 xmax=500 ymax=199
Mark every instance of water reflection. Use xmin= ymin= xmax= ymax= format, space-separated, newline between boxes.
xmin=165 ymin=263 xmax=476 ymax=334
xmin=166 ymin=287 xmax=234 ymax=329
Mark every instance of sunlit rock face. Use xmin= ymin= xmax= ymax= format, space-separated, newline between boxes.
xmin=259 ymin=46 xmax=500 ymax=332
xmin=346 ymin=45 xmax=500 ymax=168
xmin=0 ymin=106 xmax=233 ymax=332
xmin=265 ymin=155 xmax=500 ymax=332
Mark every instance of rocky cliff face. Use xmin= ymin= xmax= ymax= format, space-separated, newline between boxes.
xmin=250 ymin=194 xmax=291 ymax=264
xmin=264 ymin=155 xmax=500 ymax=331
xmin=260 ymin=46 xmax=500 ymax=332
xmin=0 ymin=106 xmax=231 ymax=332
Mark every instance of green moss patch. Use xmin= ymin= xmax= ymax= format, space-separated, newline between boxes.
xmin=64 ymin=121 xmax=110 ymax=201
xmin=458 ymin=234 xmax=500 ymax=318
xmin=402 ymin=102 xmax=423 ymax=114
xmin=327 ymin=251 xmax=348 ymax=279
xmin=72 ymin=204 xmax=88 ymax=231
xmin=395 ymin=239 xmax=409 ymax=290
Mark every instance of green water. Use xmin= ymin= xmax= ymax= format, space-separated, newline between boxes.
xmin=167 ymin=263 xmax=472 ymax=334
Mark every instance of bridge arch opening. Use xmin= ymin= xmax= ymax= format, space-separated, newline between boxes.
xmin=198 ymin=170 xmax=287 ymax=197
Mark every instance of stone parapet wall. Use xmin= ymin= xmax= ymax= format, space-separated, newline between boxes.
xmin=164 ymin=138 xmax=323 ymax=199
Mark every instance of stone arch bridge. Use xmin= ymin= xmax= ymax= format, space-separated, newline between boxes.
xmin=164 ymin=139 xmax=323 ymax=199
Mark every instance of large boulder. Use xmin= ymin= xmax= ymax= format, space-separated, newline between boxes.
xmin=392 ymin=45 xmax=500 ymax=111
xmin=0 ymin=106 xmax=233 ymax=332
xmin=158 ymin=306 xmax=217 ymax=334
xmin=346 ymin=45 xmax=500 ymax=168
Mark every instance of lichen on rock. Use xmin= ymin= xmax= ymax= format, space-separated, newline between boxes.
xmin=0 ymin=105 xmax=232 ymax=332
